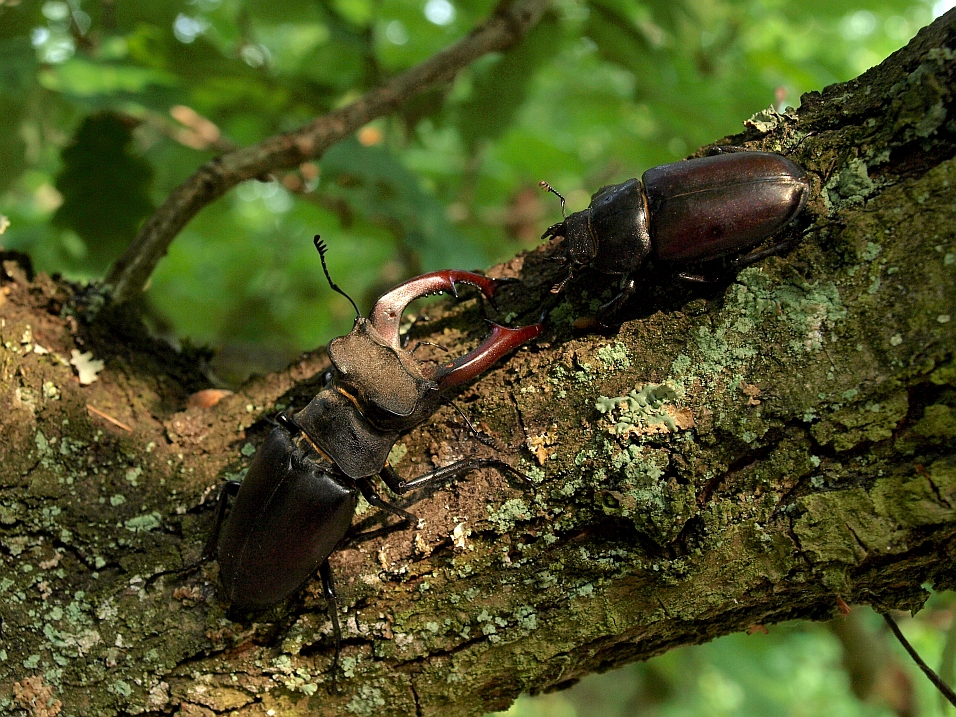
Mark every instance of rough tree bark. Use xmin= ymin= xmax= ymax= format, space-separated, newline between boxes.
xmin=2 ymin=10 xmax=956 ymax=717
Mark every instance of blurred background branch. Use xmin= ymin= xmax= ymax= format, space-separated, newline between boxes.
xmin=102 ymin=0 xmax=551 ymax=303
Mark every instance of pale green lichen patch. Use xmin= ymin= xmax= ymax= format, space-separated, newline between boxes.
xmin=387 ymin=442 xmax=407 ymax=466
xmin=110 ymin=680 xmax=133 ymax=697
xmin=736 ymin=272 xmax=847 ymax=354
xmin=486 ymin=499 xmax=531 ymax=533
xmin=548 ymin=300 xmax=577 ymax=326
xmin=124 ymin=512 xmax=163 ymax=532
xmin=42 ymin=381 xmax=60 ymax=400
xmin=861 ymin=241 xmax=883 ymax=262
xmin=665 ymin=270 xmax=847 ymax=402
xmin=583 ymin=383 xmax=701 ymax=544
xmin=597 ymin=342 xmax=630 ymax=371
xmin=124 ymin=466 xmax=142 ymax=486
xmin=582 ymin=434 xmax=698 ymax=546
xmin=826 ymin=156 xmax=876 ymax=209
xmin=912 ymin=404 xmax=956 ymax=441
xmin=515 ymin=605 xmax=538 ymax=631
xmin=928 ymin=458 xmax=956 ymax=499
xmin=890 ymin=56 xmax=950 ymax=142
xmin=595 ymin=383 xmax=692 ymax=437
xmin=930 ymin=360 xmax=956 ymax=386
xmin=347 ymin=684 xmax=387 ymax=716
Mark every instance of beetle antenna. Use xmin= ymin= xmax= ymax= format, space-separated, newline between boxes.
xmin=314 ymin=235 xmax=360 ymax=318
xmin=539 ymin=180 xmax=567 ymax=219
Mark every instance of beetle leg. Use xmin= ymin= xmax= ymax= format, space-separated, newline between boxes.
xmin=145 ymin=480 xmax=240 ymax=589
xmin=377 ymin=462 xmax=408 ymax=494
xmin=409 ymin=340 xmax=450 ymax=356
xmin=595 ymin=274 xmax=638 ymax=326
xmin=729 ymin=235 xmax=802 ymax=271
xmin=381 ymin=458 xmax=533 ymax=494
xmin=200 ymin=480 xmax=242 ymax=560
xmin=355 ymin=475 xmax=417 ymax=525
xmin=318 ymin=561 xmax=344 ymax=694
xmin=442 ymin=397 xmax=498 ymax=449
xmin=676 ymin=235 xmax=803 ymax=285
xmin=675 ymin=271 xmax=714 ymax=284
xmin=550 ymin=268 xmax=574 ymax=293
xmin=343 ymin=474 xmax=418 ymax=547
xmin=369 ymin=270 xmax=513 ymax=348
xmin=541 ymin=220 xmax=567 ymax=241
xmin=275 ymin=412 xmax=304 ymax=434
xmin=433 ymin=321 xmax=541 ymax=389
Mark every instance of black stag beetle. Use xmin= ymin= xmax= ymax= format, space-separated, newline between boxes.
xmin=170 ymin=236 xmax=541 ymax=683
xmin=540 ymin=150 xmax=810 ymax=324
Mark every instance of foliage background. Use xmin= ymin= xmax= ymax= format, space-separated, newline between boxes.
xmin=0 ymin=0 xmax=953 ymax=715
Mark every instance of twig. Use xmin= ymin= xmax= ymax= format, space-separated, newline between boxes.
xmin=882 ymin=612 xmax=956 ymax=708
xmin=86 ymin=404 xmax=133 ymax=432
xmin=105 ymin=0 xmax=551 ymax=302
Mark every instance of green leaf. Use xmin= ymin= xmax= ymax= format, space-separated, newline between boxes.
xmin=38 ymin=56 xmax=177 ymax=96
xmin=0 ymin=36 xmax=38 ymax=193
xmin=584 ymin=2 xmax=657 ymax=80
xmin=52 ymin=113 xmax=154 ymax=274
xmin=0 ymin=3 xmax=44 ymax=42
xmin=941 ymin=611 xmax=956 ymax=713
xmin=320 ymin=137 xmax=484 ymax=271
xmin=456 ymin=13 xmax=563 ymax=152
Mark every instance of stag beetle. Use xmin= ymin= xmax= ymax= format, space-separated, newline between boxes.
xmin=180 ymin=236 xmax=541 ymax=683
xmin=540 ymin=151 xmax=810 ymax=323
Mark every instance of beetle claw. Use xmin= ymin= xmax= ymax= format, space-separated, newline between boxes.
xmin=550 ymin=269 xmax=573 ymax=294
xmin=369 ymin=270 xmax=512 ymax=348
xmin=435 ymin=321 xmax=542 ymax=389
xmin=541 ymin=221 xmax=566 ymax=241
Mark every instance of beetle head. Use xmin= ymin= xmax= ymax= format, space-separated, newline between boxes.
xmin=540 ymin=180 xmax=597 ymax=274
xmin=541 ymin=209 xmax=596 ymax=293
xmin=328 ymin=318 xmax=440 ymax=431
xmin=325 ymin=268 xmax=517 ymax=431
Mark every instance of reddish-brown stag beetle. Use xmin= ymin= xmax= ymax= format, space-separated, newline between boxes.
xmin=540 ymin=151 xmax=810 ymax=323
xmin=179 ymin=236 xmax=541 ymax=683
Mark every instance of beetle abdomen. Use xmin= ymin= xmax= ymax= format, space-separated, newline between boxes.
xmin=643 ymin=152 xmax=809 ymax=263
xmin=217 ymin=427 xmax=357 ymax=612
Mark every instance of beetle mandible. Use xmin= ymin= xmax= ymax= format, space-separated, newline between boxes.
xmin=193 ymin=236 xmax=541 ymax=679
xmin=540 ymin=151 xmax=810 ymax=323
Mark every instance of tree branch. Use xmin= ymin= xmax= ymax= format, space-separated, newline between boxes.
xmin=104 ymin=0 xmax=552 ymax=303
